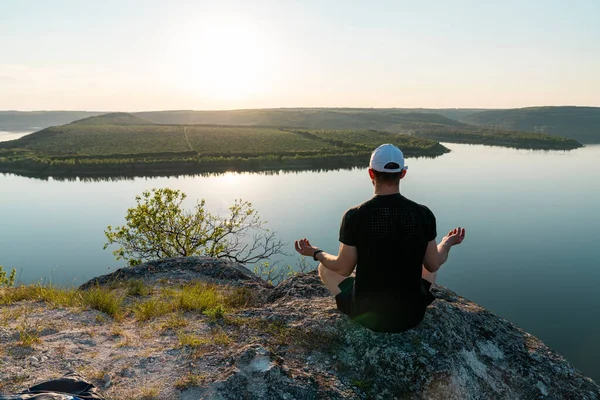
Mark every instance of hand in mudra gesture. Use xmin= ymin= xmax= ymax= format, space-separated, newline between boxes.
xmin=294 ymin=238 xmax=318 ymax=257
xmin=443 ymin=227 xmax=466 ymax=247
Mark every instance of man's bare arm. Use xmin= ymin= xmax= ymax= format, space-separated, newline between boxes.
xmin=294 ymin=239 xmax=357 ymax=277
xmin=423 ymin=227 xmax=466 ymax=273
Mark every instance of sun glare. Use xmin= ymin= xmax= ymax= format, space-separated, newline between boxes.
xmin=170 ymin=16 xmax=270 ymax=101
xmin=220 ymin=171 xmax=241 ymax=183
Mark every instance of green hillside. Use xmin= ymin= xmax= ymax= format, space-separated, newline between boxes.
xmin=0 ymin=108 xmax=485 ymax=132
xmin=0 ymin=113 xmax=448 ymax=177
xmin=0 ymin=109 xmax=584 ymax=177
xmin=461 ymin=106 xmax=600 ymax=144
xmin=412 ymin=126 xmax=581 ymax=150
xmin=135 ymin=109 xmax=466 ymax=131
xmin=68 ymin=112 xmax=155 ymax=126
xmin=135 ymin=108 xmax=581 ymax=150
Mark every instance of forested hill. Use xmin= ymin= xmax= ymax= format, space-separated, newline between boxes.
xmin=134 ymin=109 xmax=580 ymax=150
xmin=0 ymin=112 xmax=451 ymax=177
xmin=4 ymin=108 xmax=598 ymax=145
xmin=0 ymin=109 xmax=485 ymax=132
xmin=134 ymin=109 xmax=467 ymax=132
xmin=461 ymin=106 xmax=600 ymax=144
xmin=69 ymin=112 xmax=155 ymax=126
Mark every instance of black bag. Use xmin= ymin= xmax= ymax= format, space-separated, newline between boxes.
xmin=0 ymin=372 xmax=105 ymax=400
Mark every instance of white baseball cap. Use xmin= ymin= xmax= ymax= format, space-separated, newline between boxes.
xmin=369 ymin=144 xmax=407 ymax=173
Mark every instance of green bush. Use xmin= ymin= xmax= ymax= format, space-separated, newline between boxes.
xmin=0 ymin=265 xmax=16 ymax=288
xmin=104 ymin=188 xmax=284 ymax=267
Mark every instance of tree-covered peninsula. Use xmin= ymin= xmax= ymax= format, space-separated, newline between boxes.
xmin=0 ymin=111 xmax=582 ymax=178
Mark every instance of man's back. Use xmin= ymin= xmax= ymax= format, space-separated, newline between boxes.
xmin=341 ymin=193 xmax=436 ymax=295
xmin=339 ymin=193 xmax=436 ymax=331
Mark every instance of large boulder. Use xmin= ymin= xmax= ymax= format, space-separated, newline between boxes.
xmin=199 ymin=270 xmax=599 ymax=399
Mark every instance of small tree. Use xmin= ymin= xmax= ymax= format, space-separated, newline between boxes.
xmin=104 ymin=188 xmax=286 ymax=267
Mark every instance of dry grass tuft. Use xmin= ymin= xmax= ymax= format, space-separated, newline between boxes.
xmin=133 ymin=297 xmax=175 ymax=322
xmin=178 ymin=327 xmax=231 ymax=350
xmin=16 ymin=322 xmax=41 ymax=348
xmin=138 ymin=386 xmax=161 ymax=399
xmin=126 ymin=279 xmax=152 ymax=297
xmin=174 ymin=373 xmax=205 ymax=390
xmin=161 ymin=313 xmax=188 ymax=331
xmin=178 ymin=283 xmax=225 ymax=312
xmin=82 ymin=286 xmax=124 ymax=319
xmin=1 ymin=284 xmax=82 ymax=307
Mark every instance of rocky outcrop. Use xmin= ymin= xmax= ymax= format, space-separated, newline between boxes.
xmin=183 ymin=268 xmax=599 ymax=400
xmin=79 ymin=256 xmax=270 ymax=292
xmin=5 ymin=257 xmax=598 ymax=399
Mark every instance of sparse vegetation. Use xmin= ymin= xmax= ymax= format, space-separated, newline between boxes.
xmin=174 ymin=373 xmax=205 ymax=390
xmin=0 ymin=265 xmax=16 ymax=288
xmin=178 ymin=327 xmax=232 ymax=350
xmin=0 ymin=272 xmax=347 ymax=397
xmin=126 ymin=279 xmax=152 ymax=296
xmin=81 ymin=286 xmax=124 ymax=319
xmin=1 ymin=279 xmax=256 ymax=325
xmin=37 ymin=286 xmax=83 ymax=308
xmin=133 ymin=297 xmax=175 ymax=322
xmin=0 ymin=284 xmax=82 ymax=307
xmin=17 ymin=322 xmax=41 ymax=348
xmin=0 ymin=306 xmax=25 ymax=326
xmin=351 ymin=378 xmax=373 ymax=390
xmin=178 ymin=283 xmax=219 ymax=312
xmin=177 ymin=332 xmax=207 ymax=348
xmin=161 ymin=313 xmax=188 ymax=331
xmin=224 ymin=286 xmax=258 ymax=309
xmin=254 ymin=262 xmax=295 ymax=285
xmin=0 ymin=262 xmax=338 ymax=396
xmin=138 ymin=386 xmax=161 ymax=399
xmin=204 ymin=303 xmax=226 ymax=321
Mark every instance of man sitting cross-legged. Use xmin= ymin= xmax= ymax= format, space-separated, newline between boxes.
xmin=295 ymin=144 xmax=466 ymax=332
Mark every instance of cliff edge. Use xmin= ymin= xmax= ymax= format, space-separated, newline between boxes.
xmin=0 ymin=257 xmax=598 ymax=399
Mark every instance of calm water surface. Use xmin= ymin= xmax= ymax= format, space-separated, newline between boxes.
xmin=0 ymin=131 xmax=32 ymax=142
xmin=1 ymin=143 xmax=599 ymax=381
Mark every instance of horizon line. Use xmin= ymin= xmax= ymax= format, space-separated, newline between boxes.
xmin=2 ymin=104 xmax=600 ymax=113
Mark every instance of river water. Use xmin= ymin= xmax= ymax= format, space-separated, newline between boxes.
xmin=0 ymin=131 xmax=32 ymax=142
xmin=1 ymin=142 xmax=599 ymax=382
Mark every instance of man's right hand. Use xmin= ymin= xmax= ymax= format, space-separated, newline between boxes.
xmin=294 ymin=238 xmax=318 ymax=257
xmin=443 ymin=227 xmax=466 ymax=247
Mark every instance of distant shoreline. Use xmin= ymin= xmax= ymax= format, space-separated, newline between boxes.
xmin=415 ymin=133 xmax=583 ymax=151
xmin=0 ymin=139 xmax=585 ymax=180
xmin=0 ymin=150 xmax=444 ymax=179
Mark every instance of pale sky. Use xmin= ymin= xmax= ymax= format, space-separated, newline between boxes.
xmin=1 ymin=0 xmax=599 ymax=111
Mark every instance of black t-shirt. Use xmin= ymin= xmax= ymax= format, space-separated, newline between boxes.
xmin=339 ymin=193 xmax=436 ymax=329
